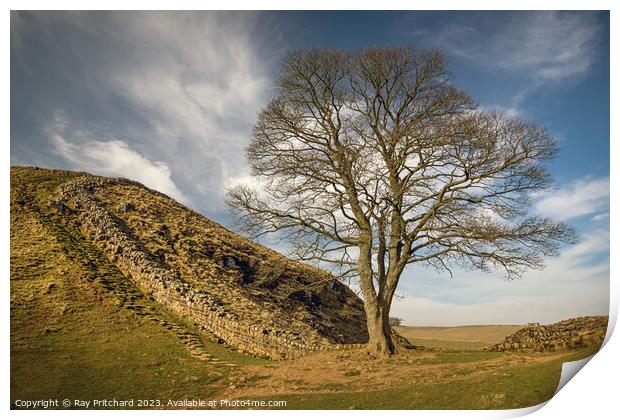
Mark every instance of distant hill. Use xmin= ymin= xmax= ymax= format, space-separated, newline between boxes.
xmin=394 ymin=325 xmax=524 ymax=351
xmin=10 ymin=166 xmax=368 ymax=361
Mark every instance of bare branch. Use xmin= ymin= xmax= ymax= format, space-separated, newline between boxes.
xmin=225 ymin=46 xmax=576 ymax=355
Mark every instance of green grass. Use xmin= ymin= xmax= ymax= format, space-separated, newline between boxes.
xmin=252 ymin=347 xmax=600 ymax=410
xmin=10 ymin=167 xmax=251 ymax=407
xmin=11 ymin=320 xmax=221 ymax=403
xmin=395 ymin=325 xmax=523 ymax=351
xmin=10 ymin=167 xmax=607 ymax=410
xmin=410 ymin=338 xmax=492 ymax=351
xmin=342 ymin=370 xmax=361 ymax=377
xmin=421 ymin=351 xmax=504 ymax=364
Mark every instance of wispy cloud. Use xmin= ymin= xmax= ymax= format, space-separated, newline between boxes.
xmin=592 ymin=213 xmax=609 ymax=222
xmin=11 ymin=11 xmax=285 ymax=216
xmin=535 ymin=177 xmax=609 ymax=221
xmin=433 ymin=12 xmax=600 ymax=80
xmin=492 ymin=12 xmax=601 ymax=81
xmin=393 ymin=229 xmax=609 ymax=326
xmin=413 ymin=12 xmax=602 ymax=104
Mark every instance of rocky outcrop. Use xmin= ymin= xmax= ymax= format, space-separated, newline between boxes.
xmin=54 ymin=175 xmax=370 ymax=360
xmin=486 ymin=316 xmax=608 ymax=352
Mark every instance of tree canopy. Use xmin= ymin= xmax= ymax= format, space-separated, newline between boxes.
xmin=227 ymin=46 xmax=576 ymax=355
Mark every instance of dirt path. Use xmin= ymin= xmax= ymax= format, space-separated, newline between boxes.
xmin=213 ymin=348 xmax=568 ymax=399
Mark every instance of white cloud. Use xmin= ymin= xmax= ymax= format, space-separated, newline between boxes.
xmin=418 ymin=12 xmax=602 ymax=106
xmin=492 ymin=12 xmax=601 ymax=81
xmin=535 ymin=177 xmax=609 ymax=221
xmin=224 ymin=173 xmax=264 ymax=192
xmin=431 ymin=12 xmax=601 ymax=83
xmin=476 ymin=105 xmax=523 ymax=119
xmin=98 ymin=12 xmax=278 ymax=205
xmin=11 ymin=11 xmax=283 ymax=216
xmin=392 ymin=229 xmax=609 ymax=326
xmin=592 ymin=213 xmax=609 ymax=222
xmin=50 ymin=119 xmax=188 ymax=204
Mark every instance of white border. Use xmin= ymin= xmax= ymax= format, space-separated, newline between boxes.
xmin=0 ymin=0 xmax=617 ymax=10
xmin=3 ymin=2 xmax=617 ymax=419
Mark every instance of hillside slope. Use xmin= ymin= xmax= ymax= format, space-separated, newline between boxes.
xmin=11 ymin=167 xmax=250 ymax=404
xmin=11 ymin=166 xmax=368 ymax=362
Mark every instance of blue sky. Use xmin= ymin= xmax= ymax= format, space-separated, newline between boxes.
xmin=10 ymin=11 xmax=609 ymax=325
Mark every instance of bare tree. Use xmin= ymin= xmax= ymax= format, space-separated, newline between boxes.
xmin=227 ymin=47 xmax=576 ymax=356
xmin=389 ymin=317 xmax=403 ymax=327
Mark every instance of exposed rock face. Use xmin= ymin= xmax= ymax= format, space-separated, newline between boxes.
xmin=52 ymin=173 xmax=370 ymax=359
xmin=486 ymin=316 xmax=608 ymax=352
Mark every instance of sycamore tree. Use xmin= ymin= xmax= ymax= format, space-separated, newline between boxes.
xmin=227 ymin=47 xmax=575 ymax=356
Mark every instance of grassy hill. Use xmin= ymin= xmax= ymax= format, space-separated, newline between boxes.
xmin=10 ymin=166 xmax=604 ymax=410
xmin=11 ymin=166 xmax=266 ymax=404
xmin=12 ymin=166 xmax=369 ymax=359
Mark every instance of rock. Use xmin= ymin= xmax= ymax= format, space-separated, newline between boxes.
xmin=49 ymin=200 xmax=70 ymax=214
xmin=218 ymin=256 xmax=240 ymax=270
xmin=53 ymin=174 xmax=368 ymax=361
xmin=488 ymin=316 xmax=608 ymax=352
xmin=118 ymin=203 xmax=135 ymax=212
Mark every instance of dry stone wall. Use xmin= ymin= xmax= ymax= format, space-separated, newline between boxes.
xmin=56 ymin=176 xmax=365 ymax=360
xmin=486 ymin=316 xmax=608 ymax=352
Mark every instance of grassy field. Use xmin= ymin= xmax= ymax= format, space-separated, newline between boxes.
xmin=395 ymin=325 xmax=524 ymax=351
xmin=10 ymin=167 xmax=603 ymax=410
xmin=252 ymin=347 xmax=599 ymax=409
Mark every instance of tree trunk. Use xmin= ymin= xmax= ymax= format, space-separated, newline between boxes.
xmin=365 ymin=299 xmax=395 ymax=356
xmin=357 ymin=238 xmax=397 ymax=357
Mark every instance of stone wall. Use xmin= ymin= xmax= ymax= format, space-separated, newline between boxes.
xmin=56 ymin=176 xmax=365 ymax=360
xmin=486 ymin=316 xmax=608 ymax=352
